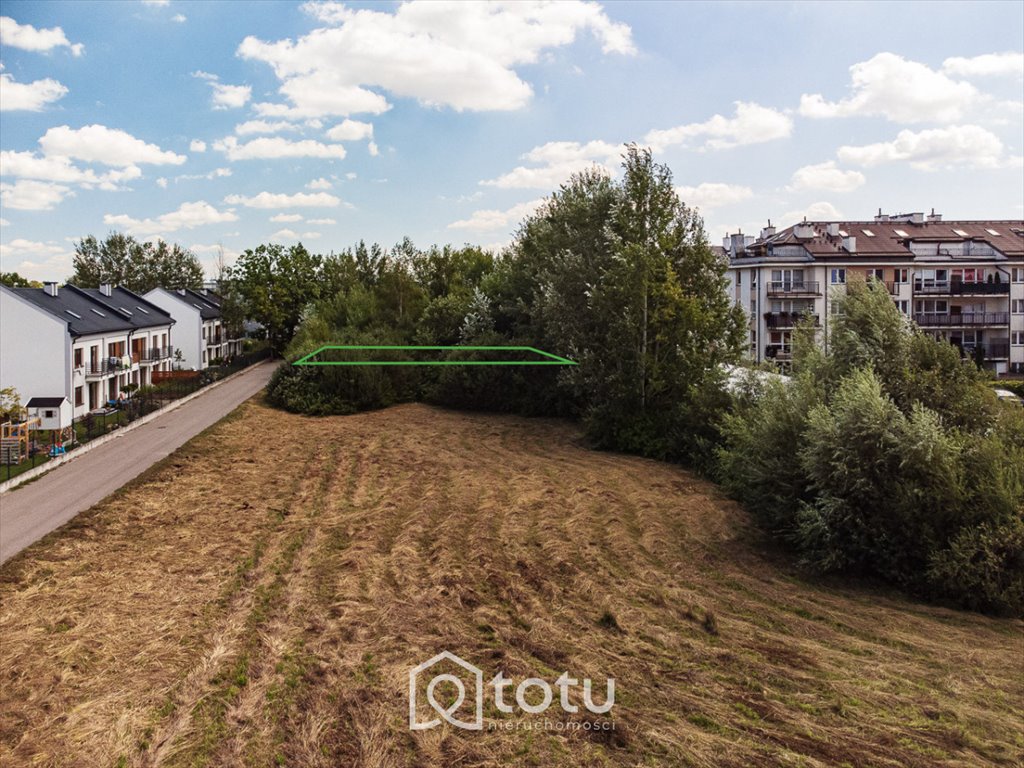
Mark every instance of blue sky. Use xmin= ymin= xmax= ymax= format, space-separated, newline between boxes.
xmin=1 ymin=0 xmax=1022 ymax=280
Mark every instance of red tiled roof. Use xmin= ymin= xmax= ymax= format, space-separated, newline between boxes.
xmin=746 ymin=219 xmax=1024 ymax=259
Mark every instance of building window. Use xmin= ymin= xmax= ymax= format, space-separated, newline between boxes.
xmin=736 ymin=271 xmax=742 ymax=286
xmin=750 ymin=269 xmax=758 ymax=288
xmin=831 ymin=268 xmax=846 ymax=284
xmin=895 ymin=300 xmax=909 ymax=315
xmin=896 ymin=268 xmax=909 ymax=284
xmin=1013 ymin=268 xmax=1024 ymax=283
xmin=1012 ymin=332 xmax=1024 ymax=346
xmin=866 ymin=268 xmax=883 ymax=282
xmin=1012 ymin=299 xmax=1024 ymax=314
xmin=750 ymin=299 xmax=756 ymax=315
xmin=74 ymin=348 xmax=83 ymax=368
xmin=75 ymin=387 xmax=84 ymax=407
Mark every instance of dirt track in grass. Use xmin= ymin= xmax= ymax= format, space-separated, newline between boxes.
xmin=1 ymin=398 xmax=1021 ymax=767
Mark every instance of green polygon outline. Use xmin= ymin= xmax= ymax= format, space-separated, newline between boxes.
xmin=292 ymin=345 xmax=577 ymax=366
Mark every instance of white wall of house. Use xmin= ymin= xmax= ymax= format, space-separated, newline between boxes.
xmin=143 ymin=289 xmax=203 ymax=370
xmin=0 ymin=287 xmax=70 ymax=409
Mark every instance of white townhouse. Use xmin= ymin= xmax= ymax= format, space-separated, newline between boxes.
xmin=143 ymin=288 xmax=241 ymax=370
xmin=0 ymin=283 xmax=176 ymax=419
xmin=723 ymin=212 xmax=1024 ymax=376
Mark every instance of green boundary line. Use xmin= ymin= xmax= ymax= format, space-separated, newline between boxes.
xmin=292 ymin=345 xmax=577 ymax=366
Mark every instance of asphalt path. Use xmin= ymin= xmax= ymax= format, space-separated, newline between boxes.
xmin=0 ymin=361 xmax=277 ymax=564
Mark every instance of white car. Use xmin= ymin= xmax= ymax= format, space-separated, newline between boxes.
xmin=993 ymin=388 xmax=1023 ymax=407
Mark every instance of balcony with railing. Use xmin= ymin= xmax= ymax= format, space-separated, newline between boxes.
xmin=764 ymin=312 xmax=820 ymax=329
xmin=914 ymin=312 xmax=1010 ymax=327
xmin=764 ymin=345 xmax=793 ymax=360
xmin=766 ymin=280 xmax=820 ymax=296
xmin=141 ymin=345 xmax=173 ymax=363
xmin=914 ymin=280 xmax=1011 ymax=296
xmin=83 ymin=359 xmax=124 ymax=378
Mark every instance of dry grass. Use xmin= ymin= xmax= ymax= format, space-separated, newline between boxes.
xmin=1 ymin=398 xmax=1022 ymax=768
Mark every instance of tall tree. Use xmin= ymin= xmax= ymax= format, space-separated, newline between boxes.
xmin=71 ymin=233 xmax=203 ymax=293
xmin=0 ymin=272 xmax=39 ymax=288
xmin=229 ymin=243 xmax=323 ymax=353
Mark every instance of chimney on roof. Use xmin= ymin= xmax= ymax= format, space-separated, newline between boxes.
xmin=910 ymin=212 xmax=925 ymax=224
xmin=794 ymin=221 xmax=815 ymax=239
xmin=843 ymin=236 xmax=857 ymax=253
xmin=826 ymin=223 xmax=840 ymax=237
xmin=875 ymin=208 xmax=890 ymax=223
xmin=99 ymin=283 xmax=112 ymax=297
xmin=927 ymin=208 xmax=942 ymax=223
xmin=730 ymin=232 xmax=748 ymax=255
xmin=760 ymin=219 xmax=775 ymax=239
xmin=176 ymin=288 xmax=186 ymax=295
xmin=43 ymin=281 xmax=59 ymax=297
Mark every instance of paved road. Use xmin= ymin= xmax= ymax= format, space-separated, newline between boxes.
xmin=0 ymin=361 xmax=278 ymax=564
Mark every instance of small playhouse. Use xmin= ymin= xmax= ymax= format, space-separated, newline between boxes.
xmin=26 ymin=397 xmax=76 ymax=457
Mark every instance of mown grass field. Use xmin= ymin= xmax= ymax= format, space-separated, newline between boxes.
xmin=0 ymin=398 xmax=1021 ymax=767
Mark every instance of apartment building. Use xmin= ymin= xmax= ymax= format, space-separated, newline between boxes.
xmin=142 ymin=287 xmax=242 ymax=370
xmin=724 ymin=212 xmax=1024 ymax=376
xmin=0 ymin=283 xmax=176 ymax=419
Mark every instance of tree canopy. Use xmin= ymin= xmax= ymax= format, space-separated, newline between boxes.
xmin=71 ymin=233 xmax=204 ymax=293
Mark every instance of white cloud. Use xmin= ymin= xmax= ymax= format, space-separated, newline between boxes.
xmin=799 ymin=53 xmax=982 ymax=123
xmin=213 ymin=136 xmax=346 ymax=161
xmin=645 ymin=102 xmax=792 ymax=153
xmin=38 ymin=124 xmax=186 ymax=167
xmin=270 ymin=213 xmax=303 ymax=222
xmin=0 ymin=72 xmax=68 ymax=111
xmin=211 ymin=82 xmax=251 ymax=110
xmin=449 ymin=198 xmax=546 ymax=231
xmin=306 ymin=177 xmax=333 ymax=189
xmin=0 ymin=180 xmax=74 ymax=210
xmin=234 ymin=119 xmax=301 ymax=135
xmin=0 ymin=150 xmax=142 ymax=187
xmin=103 ymin=200 xmax=238 ymax=237
xmin=172 ymin=13 xmax=187 ymax=23
xmin=480 ymin=140 xmax=620 ymax=189
xmin=368 ymin=141 xmax=379 ymax=156
xmin=942 ymin=52 xmax=1024 ymax=79
xmin=0 ymin=218 xmax=9 ymax=227
xmin=345 ymin=172 xmax=357 ymax=180
xmin=176 ymin=167 xmax=233 ymax=181
xmin=223 ymin=191 xmax=341 ymax=208
xmin=837 ymin=125 xmax=1008 ymax=170
xmin=156 ymin=177 xmax=168 ymax=189
xmin=674 ymin=183 xmax=753 ymax=210
xmin=192 ymin=71 xmax=251 ymax=110
xmin=778 ymin=202 xmax=844 ymax=227
xmin=270 ymin=228 xmax=320 ymax=241
xmin=141 ymin=0 xmax=171 ymax=5
xmin=325 ymin=119 xmax=374 ymax=141
xmin=788 ymin=161 xmax=866 ymax=193
xmin=0 ymin=16 xmax=83 ymax=55
xmin=0 ymin=238 xmax=74 ymax=280
xmin=238 ymin=0 xmax=634 ymax=117
xmin=306 ymin=217 xmax=336 ymax=225
xmin=190 ymin=139 xmax=207 ymax=152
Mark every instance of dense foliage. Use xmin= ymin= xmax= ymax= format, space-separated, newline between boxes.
xmin=266 ymin=146 xmax=744 ymax=467
xmin=71 ymin=233 xmax=204 ymax=293
xmin=717 ymin=279 xmax=1024 ymax=615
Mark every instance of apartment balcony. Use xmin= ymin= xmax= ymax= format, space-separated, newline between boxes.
xmin=766 ymin=281 xmax=820 ymax=297
xmin=914 ymin=312 xmax=1010 ymax=327
xmin=84 ymin=360 xmax=123 ymax=378
xmin=764 ymin=311 xmax=820 ymax=329
xmin=914 ymin=281 xmax=1011 ymax=296
xmin=764 ymin=345 xmax=792 ymax=360
xmin=141 ymin=345 xmax=173 ymax=363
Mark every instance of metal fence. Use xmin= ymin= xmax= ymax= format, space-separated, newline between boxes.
xmin=1 ymin=346 xmax=272 ymax=483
